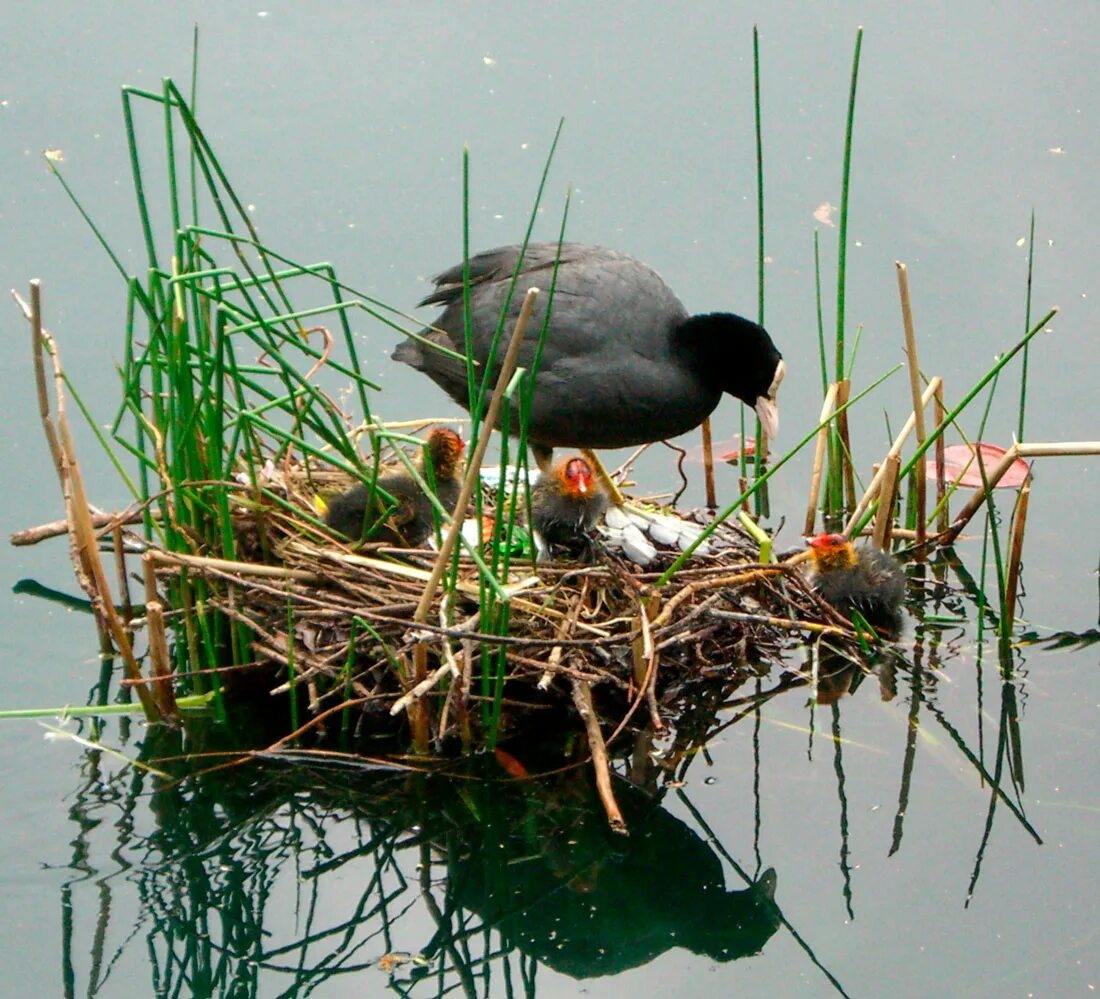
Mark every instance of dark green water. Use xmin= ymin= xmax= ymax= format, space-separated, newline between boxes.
xmin=2 ymin=3 xmax=1097 ymax=995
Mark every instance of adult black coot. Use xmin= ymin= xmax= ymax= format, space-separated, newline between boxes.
xmin=806 ymin=533 xmax=907 ymax=633
xmin=326 ymin=427 xmax=465 ymax=547
xmin=392 ymin=243 xmax=785 ymax=472
xmin=529 ymin=456 xmax=609 ymax=560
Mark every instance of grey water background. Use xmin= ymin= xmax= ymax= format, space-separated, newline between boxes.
xmin=1 ymin=2 xmax=1097 ymax=996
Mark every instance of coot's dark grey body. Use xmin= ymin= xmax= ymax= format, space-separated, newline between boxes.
xmin=393 ymin=244 xmax=783 ymax=459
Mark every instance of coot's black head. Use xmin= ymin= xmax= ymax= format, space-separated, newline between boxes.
xmin=675 ymin=312 xmax=785 ymax=437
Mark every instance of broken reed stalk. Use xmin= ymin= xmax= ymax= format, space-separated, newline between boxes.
xmin=1017 ymin=441 xmax=1100 ymax=458
xmin=700 ymin=416 xmax=717 ymax=509
xmin=896 ymin=262 xmax=927 ymax=547
xmin=940 ymin=440 xmax=1100 ymax=544
xmin=844 ymin=376 xmax=941 ymax=537
xmin=934 ymin=384 xmax=948 ymax=532
xmin=571 ymin=678 xmax=627 ymax=835
xmin=143 ymin=553 xmax=180 ymax=723
xmin=9 ymin=506 xmax=145 ymax=546
xmin=412 ymin=286 xmax=540 ymax=627
xmin=872 ymin=453 xmax=901 ymax=550
xmin=17 ymin=283 xmax=159 ymax=720
xmin=835 ymin=378 xmax=857 ymax=514
xmin=112 ymin=525 xmax=133 ymax=629
xmin=805 ymin=384 xmax=839 ymax=535
xmin=1003 ymin=470 xmax=1032 ymax=629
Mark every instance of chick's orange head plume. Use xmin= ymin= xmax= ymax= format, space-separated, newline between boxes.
xmin=560 ymin=457 xmax=594 ymax=496
xmin=807 ymin=532 xmax=858 ymax=570
xmin=426 ymin=427 xmax=464 ymax=474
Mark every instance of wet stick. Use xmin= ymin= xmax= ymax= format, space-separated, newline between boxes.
xmin=701 ymin=416 xmax=717 ymax=509
xmin=571 ymin=678 xmax=627 ymax=835
xmin=896 ymin=262 xmax=927 ymax=547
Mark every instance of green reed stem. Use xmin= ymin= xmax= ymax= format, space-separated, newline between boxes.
xmin=658 ymin=363 xmax=901 ymax=584
xmin=1018 ymin=210 xmax=1036 ymax=442
xmin=835 ymin=26 xmax=863 ymax=386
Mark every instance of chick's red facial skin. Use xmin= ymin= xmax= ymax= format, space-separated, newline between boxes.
xmin=806 ymin=533 xmax=859 ymax=572
xmin=808 ymin=533 xmax=847 ymax=551
xmin=562 ymin=458 xmax=593 ymax=496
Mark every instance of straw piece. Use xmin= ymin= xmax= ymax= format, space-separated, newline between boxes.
xmin=1003 ymin=470 xmax=1032 ymax=629
xmin=804 ymin=383 xmax=839 ymax=536
xmin=872 ymin=454 xmax=901 ymax=550
xmin=835 ymin=379 xmax=857 ymax=514
xmin=896 ymin=262 xmax=927 ymax=546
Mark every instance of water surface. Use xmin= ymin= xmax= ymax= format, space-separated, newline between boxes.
xmin=1 ymin=3 xmax=1097 ymax=996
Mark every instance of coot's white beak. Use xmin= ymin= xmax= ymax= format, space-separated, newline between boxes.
xmin=754 ymin=359 xmax=786 ymax=438
xmin=755 ymin=396 xmax=779 ymax=439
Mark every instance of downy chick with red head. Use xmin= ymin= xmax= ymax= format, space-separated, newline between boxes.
xmin=529 ymin=456 xmax=608 ymax=560
xmin=806 ymin=533 xmax=906 ymax=633
xmin=326 ymin=427 xmax=465 ymax=547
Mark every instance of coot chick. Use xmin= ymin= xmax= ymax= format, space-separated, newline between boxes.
xmin=393 ymin=243 xmax=785 ymax=471
xmin=806 ymin=533 xmax=906 ymax=634
xmin=326 ymin=427 xmax=465 ymax=546
xmin=529 ymin=456 xmax=609 ymax=560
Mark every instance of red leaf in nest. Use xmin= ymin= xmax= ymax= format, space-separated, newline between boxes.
xmin=926 ymin=443 xmax=1029 ymax=489
xmin=494 ymin=748 xmax=529 ymax=778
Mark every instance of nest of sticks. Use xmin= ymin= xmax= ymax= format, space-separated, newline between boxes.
xmin=141 ymin=470 xmax=855 ymax=759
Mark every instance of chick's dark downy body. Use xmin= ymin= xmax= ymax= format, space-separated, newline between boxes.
xmin=808 ymin=533 xmax=906 ymax=633
xmin=392 ymin=243 xmax=785 ymax=467
xmin=530 ymin=457 xmax=608 ymax=558
xmin=325 ymin=428 xmax=464 ymax=547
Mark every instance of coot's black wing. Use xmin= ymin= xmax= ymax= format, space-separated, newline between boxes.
xmin=417 ymin=243 xmax=584 ymax=309
xmin=393 ymin=243 xmax=697 ymax=449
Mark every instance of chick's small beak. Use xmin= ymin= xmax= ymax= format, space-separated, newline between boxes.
xmin=755 ymin=359 xmax=785 ymax=439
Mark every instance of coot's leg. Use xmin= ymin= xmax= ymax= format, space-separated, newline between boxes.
xmin=531 ymin=442 xmax=554 ymax=473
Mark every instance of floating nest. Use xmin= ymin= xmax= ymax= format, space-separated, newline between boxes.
xmin=142 ymin=457 xmax=855 ymax=765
